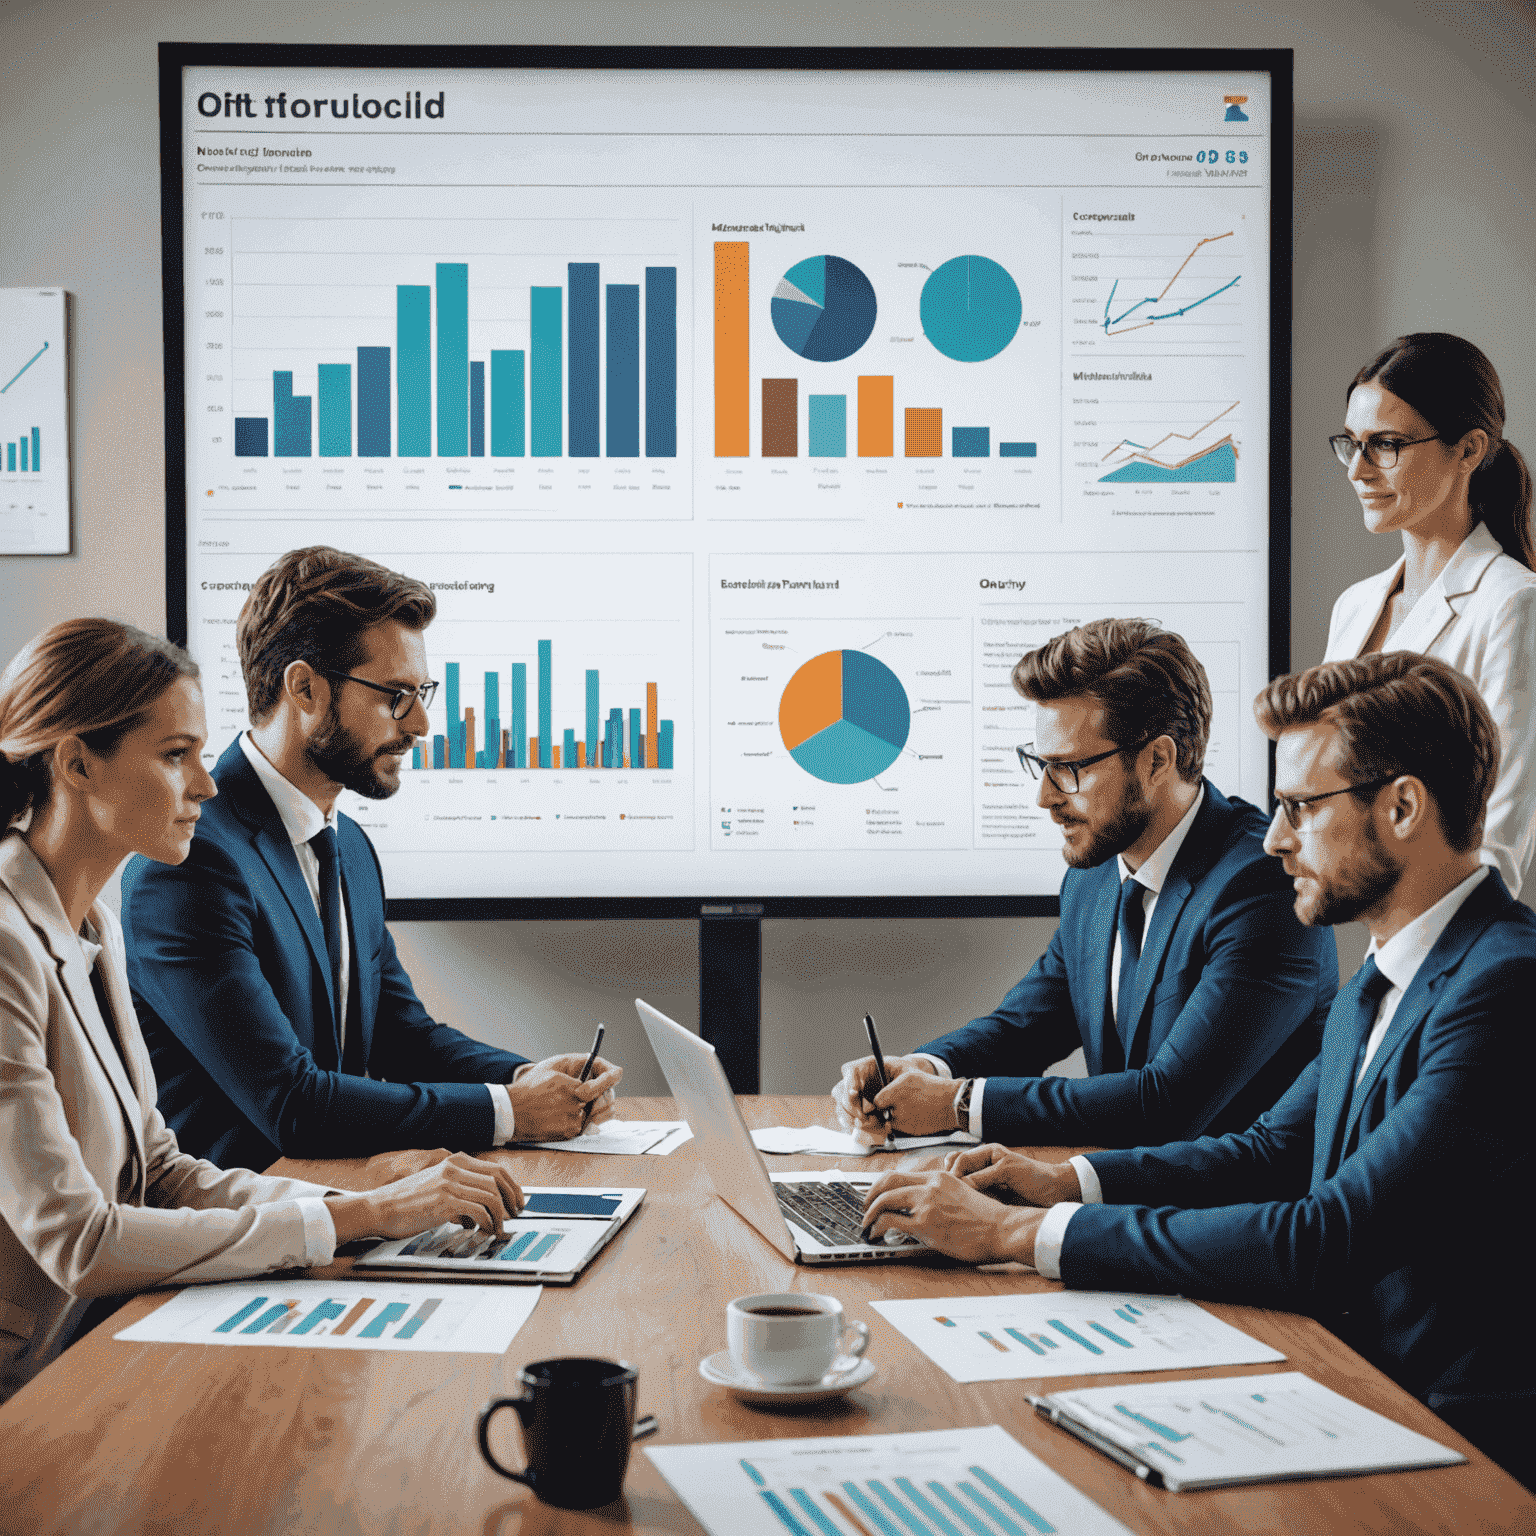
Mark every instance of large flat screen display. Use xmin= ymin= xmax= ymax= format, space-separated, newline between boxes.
xmin=163 ymin=45 xmax=1291 ymax=916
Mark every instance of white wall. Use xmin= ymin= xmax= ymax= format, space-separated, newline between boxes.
xmin=2 ymin=0 xmax=1531 ymax=1095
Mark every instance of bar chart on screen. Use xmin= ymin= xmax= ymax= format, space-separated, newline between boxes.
xmin=0 ymin=288 xmax=70 ymax=553
xmin=112 ymin=1278 xmax=540 ymax=1353
xmin=648 ymin=1426 xmax=1132 ymax=1536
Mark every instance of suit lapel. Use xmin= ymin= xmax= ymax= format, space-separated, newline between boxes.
xmin=337 ymin=818 xmax=374 ymax=1065
xmin=1335 ymin=560 xmax=1403 ymax=658
xmin=1119 ymin=864 xmax=1193 ymax=1060
xmin=1312 ymin=967 xmax=1372 ymax=1187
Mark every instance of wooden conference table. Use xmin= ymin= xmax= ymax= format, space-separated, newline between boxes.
xmin=0 ymin=1097 xmax=1531 ymax=1535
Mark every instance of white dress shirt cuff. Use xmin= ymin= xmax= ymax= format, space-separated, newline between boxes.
xmin=295 ymin=1197 xmax=338 ymax=1266
xmin=1032 ymin=1202 xmax=1082 ymax=1281
xmin=969 ymin=1078 xmax=988 ymax=1140
xmin=1069 ymin=1155 xmax=1103 ymax=1204
xmin=487 ymin=1082 xmax=516 ymax=1144
xmin=910 ymin=1053 xmax=952 ymax=1078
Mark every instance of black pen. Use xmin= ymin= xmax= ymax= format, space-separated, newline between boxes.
xmin=863 ymin=1012 xmax=896 ymax=1127
xmin=576 ymin=1023 xmax=606 ymax=1127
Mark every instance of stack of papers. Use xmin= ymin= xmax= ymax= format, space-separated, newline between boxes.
xmin=1031 ymin=1372 xmax=1464 ymax=1489
xmin=751 ymin=1125 xmax=972 ymax=1156
xmin=520 ymin=1119 xmax=692 ymax=1155
xmin=649 ymin=1425 xmax=1131 ymax=1536
xmin=872 ymin=1292 xmax=1283 ymax=1382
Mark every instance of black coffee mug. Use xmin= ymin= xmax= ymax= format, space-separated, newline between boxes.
xmin=478 ymin=1357 xmax=658 ymax=1509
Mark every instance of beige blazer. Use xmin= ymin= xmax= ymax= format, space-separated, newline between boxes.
xmin=1325 ymin=521 xmax=1536 ymax=900
xmin=0 ymin=832 xmax=334 ymax=1403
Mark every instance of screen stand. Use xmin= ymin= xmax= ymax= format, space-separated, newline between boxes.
xmin=698 ymin=912 xmax=762 ymax=1093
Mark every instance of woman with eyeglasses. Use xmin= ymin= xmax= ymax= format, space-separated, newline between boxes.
xmin=1324 ymin=332 xmax=1536 ymax=898
xmin=0 ymin=619 xmax=524 ymax=1403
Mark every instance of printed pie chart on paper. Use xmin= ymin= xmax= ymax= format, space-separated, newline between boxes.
xmin=779 ymin=650 xmax=911 ymax=785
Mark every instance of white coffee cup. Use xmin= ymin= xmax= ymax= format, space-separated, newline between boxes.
xmin=726 ymin=1293 xmax=870 ymax=1386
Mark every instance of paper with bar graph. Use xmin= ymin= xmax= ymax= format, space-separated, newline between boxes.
xmin=1 ymin=287 xmax=70 ymax=554
xmin=647 ymin=1425 xmax=1130 ymax=1536
xmin=872 ymin=1293 xmax=1282 ymax=1384
xmin=113 ymin=1278 xmax=539 ymax=1353
xmin=1030 ymin=1372 xmax=1463 ymax=1490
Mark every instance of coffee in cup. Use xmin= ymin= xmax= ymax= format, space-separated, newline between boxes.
xmin=726 ymin=1293 xmax=869 ymax=1385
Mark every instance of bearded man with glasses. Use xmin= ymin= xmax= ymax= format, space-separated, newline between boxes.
xmin=833 ymin=617 xmax=1335 ymax=1150
xmin=122 ymin=546 xmax=622 ymax=1173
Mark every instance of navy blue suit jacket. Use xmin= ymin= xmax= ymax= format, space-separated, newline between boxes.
xmin=1063 ymin=870 xmax=1536 ymax=1410
xmin=121 ymin=740 xmax=530 ymax=1170
xmin=919 ymin=782 xmax=1335 ymax=1145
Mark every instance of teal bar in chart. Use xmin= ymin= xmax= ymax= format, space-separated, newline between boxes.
xmin=6 ymin=444 xmax=13 ymax=473
xmin=30 ymin=427 xmax=39 ymax=472
xmin=586 ymin=670 xmax=600 ymax=763
xmin=511 ymin=663 xmax=527 ymax=769
xmin=318 ymin=364 xmax=351 ymax=457
xmin=530 ymin=287 xmax=563 ymax=457
xmin=1005 ymin=1328 xmax=1046 ymax=1356
xmin=397 ymin=285 xmax=431 ymax=456
xmin=658 ymin=719 xmax=674 ymax=770
xmin=498 ymin=1230 xmax=540 ymax=1261
xmin=240 ymin=1303 xmax=293 ymax=1335
xmin=952 ymin=427 xmax=990 ymax=458
xmin=538 ymin=640 xmax=553 ymax=768
xmin=358 ymin=1301 xmax=411 ymax=1338
xmin=563 ymin=728 xmax=576 ymax=767
xmin=1047 ymin=1319 xmax=1104 ymax=1355
xmin=892 ymin=1478 xmax=966 ymax=1536
xmin=445 ymin=663 xmax=461 ymax=770
xmin=437 ymin=263 xmax=469 ymax=456
xmin=215 ymin=1296 xmax=269 ymax=1333
xmin=760 ymin=1492 xmax=818 ymax=1536
xmin=999 ymin=442 xmax=1037 ymax=458
xmin=787 ymin=1489 xmax=843 ymax=1536
xmin=394 ymin=1299 xmax=441 ymax=1340
xmin=525 ymin=1232 xmax=564 ymax=1262
xmin=1088 ymin=1321 xmax=1134 ymax=1348
xmin=967 ymin=1467 xmax=1057 ymax=1536
xmin=491 ymin=350 xmax=525 ymax=456
xmin=808 ymin=394 xmax=847 ymax=457
xmin=17 ymin=440 xmax=25 ymax=472
xmin=839 ymin=1483 xmax=903 ymax=1536
xmin=291 ymin=1299 xmax=347 ymax=1335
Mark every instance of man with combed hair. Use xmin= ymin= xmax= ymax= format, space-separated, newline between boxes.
xmin=833 ymin=618 xmax=1334 ymax=1148
xmin=122 ymin=546 xmax=621 ymax=1171
xmin=862 ymin=651 xmax=1536 ymax=1488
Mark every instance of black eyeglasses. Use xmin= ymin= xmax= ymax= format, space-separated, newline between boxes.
xmin=1327 ymin=432 xmax=1440 ymax=470
xmin=323 ymin=671 xmax=439 ymax=720
xmin=1015 ymin=736 xmax=1153 ymax=795
xmin=1274 ymin=774 xmax=1399 ymax=830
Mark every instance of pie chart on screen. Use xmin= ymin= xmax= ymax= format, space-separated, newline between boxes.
xmin=770 ymin=255 xmax=878 ymax=363
xmin=779 ymin=650 xmax=911 ymax=784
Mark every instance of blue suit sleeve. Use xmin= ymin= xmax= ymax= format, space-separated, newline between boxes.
xmin=1060 ymin=956 xmax=1535 ymax=1308
xmin=918 ymin=923 xmax=1081 ymax=1083
xmin=124 ymin=839 xmax=501 ymax=1159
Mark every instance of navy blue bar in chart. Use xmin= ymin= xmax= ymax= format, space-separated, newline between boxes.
xmin=645 ymin=266 xmax=677 ymax=457
xmin=999 ymin=441 xmax=1037 ymax=458
xmin=952 ymin=427 xmax=990 ymax=458
xmin=357 ymin=347 xmax=391 ymax=457
xmin=606 ymin=283 xmax=640 ymax=456
xmin=469 ymin=360 xmax=485 ymax=457
xmin=234 ymin=418 xmax=268 ymax=457
xmin=568 ymin=262 xmax=600 ymax=457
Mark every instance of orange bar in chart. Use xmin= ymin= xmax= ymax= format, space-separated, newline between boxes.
xmin=529 ymin=736 xmax=538 ymax=765
xmin=331 ymin=1299 xmax=374 ymax=1337
xmin=464 ymin=708 xmax=476 ymax=769
xmin=552 ymin=745 xmax=561 ymax=769
xmin=858 ymin=376 xmax=894 ymax=456
xmin=646 ymin=682 xmax=659 ymax=769
xmin=905 ymin=407 xmax=943 ymax=457
xmin=577 ymin=742 xmax=586 ymax=767
xmin=714 ymin=242 xmax=750 ymax=456
xmin=500 ymin=730 xmax=508 ymax=768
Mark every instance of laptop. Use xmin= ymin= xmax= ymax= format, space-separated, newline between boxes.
xmin=635 ymin=998 xmax=929 ymax=1266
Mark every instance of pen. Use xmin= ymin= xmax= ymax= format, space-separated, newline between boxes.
xmin=863 ymin=1012 xmax=895 ymax=1126
xmin=1026 ymin=1396 xmax=1163 ymax=1486
xmin=576 ymin=1023 xmax=606 ymax=1128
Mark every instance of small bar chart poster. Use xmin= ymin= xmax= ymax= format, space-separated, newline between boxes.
xmin=872 ymin=1292 xmax=1282 ymax=1384
xmin=648 ymin=1426 xmax=1131 ymax=1536
xmin=0 ymin=288 xmax=69 ymax=554
xmin=113 ymin=1277 xmax=540 ymax=1353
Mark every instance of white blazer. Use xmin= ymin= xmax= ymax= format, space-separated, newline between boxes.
xmin=1325 ymin=521 xmax=1536 ymax=899
xmin=0 ymin=832 xmax=335 ymax=1403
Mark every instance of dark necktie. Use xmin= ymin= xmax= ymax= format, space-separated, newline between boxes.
xmin=1325 ymin=955 xmax=1395 ymax=1175
xmin=309 ymin=826 xmax=345 ymax=1040
xmin=1114 ymin=875 xmax=1147 ymax=1047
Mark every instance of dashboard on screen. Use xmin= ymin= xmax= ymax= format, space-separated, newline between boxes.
xmin=163 ymin=45 xmax=1291 ymax=915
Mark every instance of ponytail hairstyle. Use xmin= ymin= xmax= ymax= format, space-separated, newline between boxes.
xmin=0 ymin=619 xmax=199 ymax=828
xmin=1349 ymin=333 xmax=1534 ymax=571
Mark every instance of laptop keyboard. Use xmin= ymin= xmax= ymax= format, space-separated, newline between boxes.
xmin=776 ymin=1180 xmax=921 ymax=1249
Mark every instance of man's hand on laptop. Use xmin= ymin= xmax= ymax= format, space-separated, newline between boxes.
xmin=942 ymin=1143 xmax=1082 ymax=1207
xmin=509 ymin=1055 xmax=623 ymax=1140
xmin=832 ymin=1054 xmax=959 ymax=1143
xmin=861 ymin=1169 xmax=1046 ymax=1266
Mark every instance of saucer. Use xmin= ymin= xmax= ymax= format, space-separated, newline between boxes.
xmin=699 ymin=1349 xmax=876 ymax=1405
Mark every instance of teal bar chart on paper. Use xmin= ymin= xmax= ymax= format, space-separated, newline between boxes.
xmin=647 ymin=1426 xmax=1132 ymax=1536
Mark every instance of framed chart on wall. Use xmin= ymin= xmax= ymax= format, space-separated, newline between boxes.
xmin=160 ymin=44 xmax=1292 ymax=920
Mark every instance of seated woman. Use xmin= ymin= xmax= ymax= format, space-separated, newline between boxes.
xmin=1325 ymin=332 xmax=1536 ymax=897
xmin=0 ymin=618 xmax=524 ymax=1404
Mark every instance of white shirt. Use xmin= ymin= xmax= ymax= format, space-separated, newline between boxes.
xmin=918 ymin=787 xmax=1206 ymax=1138
xmin=1034 ymin=863 xmax=1493 ymax=1279
xmin=239 ymin=733 xmax=517 ymax=1143
xmin=80 ymin=913 xmax=337 ymax=1265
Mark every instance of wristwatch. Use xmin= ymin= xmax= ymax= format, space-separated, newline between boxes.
xmin=953 ymin=1077 xmax=975 ymax=1133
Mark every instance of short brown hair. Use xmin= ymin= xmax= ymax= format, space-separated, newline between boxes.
xmin=237 ymin=546 xmax=436 ymax=724
xmin=1253 ymin=652 xmax=1499 ymax=853
xmin=1011 ymin=618 xmax=1211 ymax=781
xmin=0 ymin=619 xmax=199 ymax=826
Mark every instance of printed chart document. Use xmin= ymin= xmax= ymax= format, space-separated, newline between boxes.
xmin=752 ymin=1126 xmax=972 ymax=1156
xmin=873 ymin=1293 xmax=1283 ymax=1383
xmin=355 ymin=1186 xmax=643 ymax=1283
xmin=521 ymin=1120 xmax=692 ymax=1155
xmin=648 ymin=1425 xmax=1131 ymax=1536
xmin=1029 ymin=1372 xmax=1464 ymax=1490
xmin=114 ymin=1278 xmax=539 ymax=1354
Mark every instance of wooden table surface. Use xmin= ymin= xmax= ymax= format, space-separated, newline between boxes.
xmin=0 ymin=1097 xmax=1530 ymax=1535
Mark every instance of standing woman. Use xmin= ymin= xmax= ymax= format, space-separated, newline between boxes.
xmin=1325 ymin=332 xmax=1536 ymax=898
xmin=0 ymin=619 xmax=524 ymax=1403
